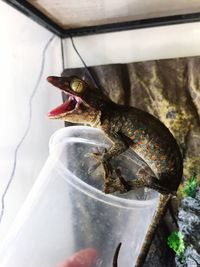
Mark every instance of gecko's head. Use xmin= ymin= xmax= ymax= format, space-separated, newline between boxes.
xmin=47 ymin=76 xmax=108 ymax=125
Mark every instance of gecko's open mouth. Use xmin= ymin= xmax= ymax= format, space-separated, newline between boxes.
xmin=48 ymin=94 xmax=83 ymax=118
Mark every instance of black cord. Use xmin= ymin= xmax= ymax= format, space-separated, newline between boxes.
xmin=69 ymin=35 xmax=100 ymax=89
xmin=0 ymin=35 xmax=55 ymax=224
xmin=60 ymin=37 xmax=65 ymax=70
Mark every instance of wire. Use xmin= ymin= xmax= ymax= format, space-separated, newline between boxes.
xmin=60 ymin=37 xmax=65 ymax=70
xmin=0 ymin=35 xmax=55 ymax=224
xmin=69 ymin=35 xmax=100 ymax=89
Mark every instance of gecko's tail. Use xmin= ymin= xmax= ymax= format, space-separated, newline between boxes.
xmin=134 ymin=194 xmax=171 ymax=267
xmin=113 ymin=243 xmax=122 ymax=267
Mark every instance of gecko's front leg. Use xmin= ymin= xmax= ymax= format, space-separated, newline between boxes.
xmin=93 ymin=131 xmax=130 ymax=193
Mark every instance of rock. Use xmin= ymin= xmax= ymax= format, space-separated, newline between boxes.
xmin=175 ymin=247 xmax=200 ymax=267
xmin=176 ymin=187 xmax=200 ymax=266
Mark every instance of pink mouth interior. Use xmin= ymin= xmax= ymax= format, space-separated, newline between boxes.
xmin=48 ymin=96 xmax=77 ymax=117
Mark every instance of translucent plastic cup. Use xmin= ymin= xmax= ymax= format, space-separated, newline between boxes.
xmin=0 ymin=126 xmax=159 ymax=267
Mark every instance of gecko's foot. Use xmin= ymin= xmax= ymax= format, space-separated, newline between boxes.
xmin=88 ymin=162 xmax=101 ymax=175
xmin=115 ymin=168 xmax=131 ymax=191
xmin=91 ymin=147 xmax=107 ymax=156
xmin=104 ymin=169 xmax=130 ymax=194
xmin=104 ymin=177 xmax=129 ymax=194
xmin=88 ymin=147 xmax=109 ymax=175
xmin=91 ymin=147 xmax=107 ymax=162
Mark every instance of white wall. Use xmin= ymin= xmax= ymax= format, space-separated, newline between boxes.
xmin=63 ymin=22 xmax=200 ymax=68
xmin=0 ymin=1 xmax=63 ymax=240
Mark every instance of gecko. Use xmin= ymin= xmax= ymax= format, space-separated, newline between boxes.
xmin=47 ymin=75 xmax=183 ymax=267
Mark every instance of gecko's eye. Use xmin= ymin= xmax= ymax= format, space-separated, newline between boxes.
xmin=70 ymin=78 xmax=86 ymax=93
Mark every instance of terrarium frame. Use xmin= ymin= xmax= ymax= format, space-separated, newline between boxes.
xmin=4 ymin=0 xmax=200 ymax=37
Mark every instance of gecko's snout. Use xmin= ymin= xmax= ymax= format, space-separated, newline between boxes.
xmin=47 ymin=76 xmax=67 ymax=90
xmin=47 ymin=76 xmax=54 ymax=83
xmin=47 ymin=76 xmax=60 ymax=84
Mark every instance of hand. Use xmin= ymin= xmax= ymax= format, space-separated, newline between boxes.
xmin=56 ymin=248 xmax=98 ymax=267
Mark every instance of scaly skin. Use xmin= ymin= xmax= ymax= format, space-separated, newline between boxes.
xmin=47 ymin=76 xmax=183 ymax=267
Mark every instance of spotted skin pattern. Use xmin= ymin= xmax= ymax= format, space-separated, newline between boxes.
xmin=47 ymin=76 xmax=183 ymax=267
xmin=96 ymin=105 xmax=182 ymax=195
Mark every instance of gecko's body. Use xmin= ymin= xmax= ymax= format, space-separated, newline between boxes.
xmin=98 ymin=104 xmax=182 ymax=193
xmin=47 ymin=76 xmax=183 ymax=267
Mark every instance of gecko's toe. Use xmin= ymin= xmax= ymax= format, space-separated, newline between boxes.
xmin=88 ymin=148 xmax=106 ymax=174
xmin=104 ymin=176 xmax=129 ymax=194
xmin=88 ymin=162 xmax=101 ymax=174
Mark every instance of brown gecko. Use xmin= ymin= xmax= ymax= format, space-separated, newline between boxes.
xmin=47 ymin=76 xmax=183 ymax=267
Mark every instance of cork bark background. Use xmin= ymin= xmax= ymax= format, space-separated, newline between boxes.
xmin=62 ymin=56 xmax=200 ymax=266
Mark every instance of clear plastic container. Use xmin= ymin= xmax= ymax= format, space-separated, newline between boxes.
xmin=0 ymin=126 xmax=159 ymax=267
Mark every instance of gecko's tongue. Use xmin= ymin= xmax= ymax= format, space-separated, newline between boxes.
xmin=48 ymin=96 xmax=77 ymax=117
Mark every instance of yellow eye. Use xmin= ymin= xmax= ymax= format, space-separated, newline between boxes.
xmin=70 ymin=78 xmax=85 ymax=93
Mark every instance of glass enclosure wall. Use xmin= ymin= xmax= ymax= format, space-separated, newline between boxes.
xmin=0 ymin=1 xmax=63 ymax=240
xmin=63 ymin=21 xmax=200 ymax=67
